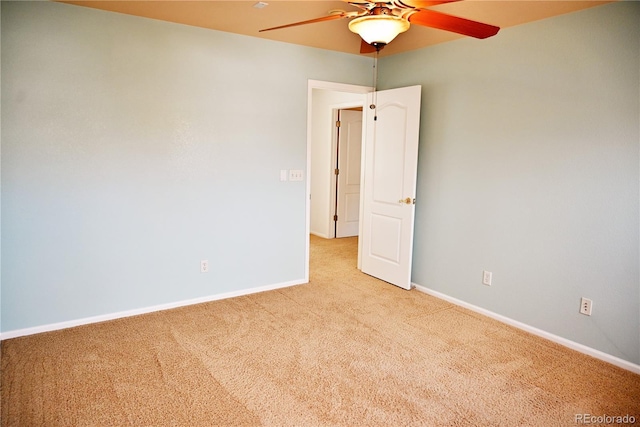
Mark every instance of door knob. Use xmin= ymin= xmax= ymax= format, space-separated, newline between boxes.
xmin=399 ymin=197 xmax=412 ymax=204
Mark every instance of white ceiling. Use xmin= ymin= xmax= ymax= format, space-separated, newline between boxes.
xmin=59 ymin=0 xmax=613 ymax=57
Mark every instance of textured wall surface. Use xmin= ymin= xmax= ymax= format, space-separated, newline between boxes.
xmin=0 ymin=1 xmax=371 ymax=332
xmin=381 ymin=2 xmax=640 ymax=364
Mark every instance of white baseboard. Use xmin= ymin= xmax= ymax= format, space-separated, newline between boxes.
xmin=413 ymin=284 xmax=640 ymax=375
xmin=0 ymin=279 xmax=306 ymax=341
xmin=310 ymin=231 xmax=332 ymax=239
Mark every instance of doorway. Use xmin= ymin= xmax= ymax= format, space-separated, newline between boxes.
xmin=306 ymin=80 xmax=422 ymax=290
xmin=305 ymin=80 xmax=371 ymax=282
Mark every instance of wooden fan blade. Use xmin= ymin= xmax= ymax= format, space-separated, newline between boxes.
xmin=260 ymin=13 xmax=348 ymax=32
xmin=359 ymin=39 xmax=385 ymax=54
xmin=409 ymin=9 xmax=499 ymax=39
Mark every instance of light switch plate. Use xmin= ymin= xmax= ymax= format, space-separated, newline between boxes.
xmin=289 ymin=170 xmax=304 ymax=181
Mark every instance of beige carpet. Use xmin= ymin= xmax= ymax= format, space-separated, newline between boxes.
xmin=2 ymin=235 xmax=639 ymax=426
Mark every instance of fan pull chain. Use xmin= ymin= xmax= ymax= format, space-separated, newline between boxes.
xmin=370 ymin=46 xmax=379 ymax=121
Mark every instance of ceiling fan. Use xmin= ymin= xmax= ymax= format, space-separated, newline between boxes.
xmin=260 ymin=1 xmax=500 ymax=54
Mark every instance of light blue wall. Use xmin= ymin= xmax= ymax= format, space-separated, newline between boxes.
xmin=380 ymin=2 xmax=640 ymax=364
xmin=0 ymin=1 xmax=371 ymax=332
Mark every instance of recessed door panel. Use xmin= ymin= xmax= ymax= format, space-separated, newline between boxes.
xmin=373 ymin=104 xmax=407 ymax=204
xmin=344 ymin=193 xmax=360 ymax=223
xmin=369 ymin=214 xmax=401 ymax=264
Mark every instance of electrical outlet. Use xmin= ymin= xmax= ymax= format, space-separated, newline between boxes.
xmin=200 ymin=260 xmax=209 ymax=273
xmin=580 ymin=297 xmax=592 ymax=316
xmin=482 ymin=271 xmax=492 ymax=286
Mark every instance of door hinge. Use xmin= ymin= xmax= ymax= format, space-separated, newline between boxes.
xmin=333 ymin=214 xmax=338 ymax=221
xmin=335 ymin=168 xmax=340 ymax=175
xmin=336 ymin=120 xmax=341 ymax=127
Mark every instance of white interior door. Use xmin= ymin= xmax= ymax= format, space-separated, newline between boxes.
xmin=335 ymin=109 xmax=363 ymax=238
xmin=360 ymin=85 xmax=422 ymax=290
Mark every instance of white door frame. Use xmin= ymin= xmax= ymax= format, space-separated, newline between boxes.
xmin=305 ymin=80 xmax=372 ymax=282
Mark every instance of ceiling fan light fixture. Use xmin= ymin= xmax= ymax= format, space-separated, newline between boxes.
xmin=348 ymin=15 xmax=410 ymax=45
